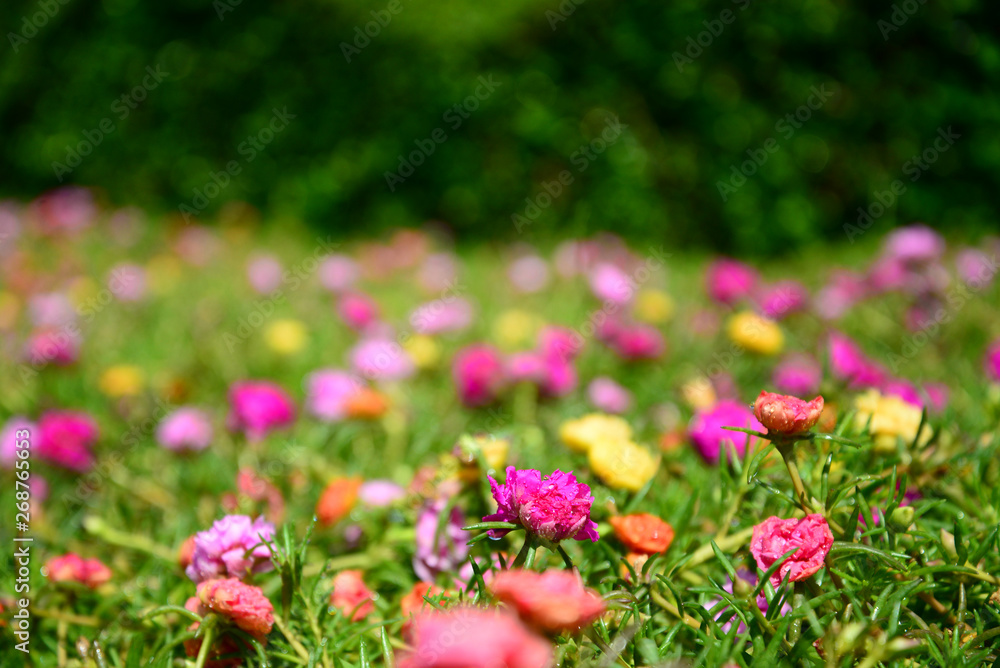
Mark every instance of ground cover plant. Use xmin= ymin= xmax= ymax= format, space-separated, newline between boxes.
xmin=2 ymin=190 xmax=1000 ymax=666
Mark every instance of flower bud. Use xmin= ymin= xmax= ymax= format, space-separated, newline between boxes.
xmin=753 ymin=391 xmax=824 ymax=435
xmin=888 ymin=506 xmax=915 ymax=532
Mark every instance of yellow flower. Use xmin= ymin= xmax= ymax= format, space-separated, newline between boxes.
xmin=457 ymin=435 xmax=510 ymax=481
xmin=493 ymin=309 xmax=542 ymax=350
xmin=99 ymin=365 xmax=144 ymax=397
xmin=559 ymin=413 xmax=633 ymax=454
xmin=726 ymin=311 xmax=784 ymax=355
xmin=853 ymin=389 xmax=931 ymax=454
xmin=265 ymin=319 xmax=308 ymax=355
xmin=589 ymin=439 xmax=660 ymax=492
xmin=680 ymin=376 xmax=716 ymax=410
xmin=634 ymin=289 xmax=675 ymax=324
xmin=404 ymin=334 xmax=441 ymax=370
xmin=146 ymin=254 xmax=183 ymax=295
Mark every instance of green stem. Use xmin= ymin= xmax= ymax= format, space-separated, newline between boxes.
xmin=194 ymin=617 xmax=217 ymax=668
xmin=512 ymin=534 xmax=538 ymax=569
xmin=776 ymin=441 xmax=811 ymax=513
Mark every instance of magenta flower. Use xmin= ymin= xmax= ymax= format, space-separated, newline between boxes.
xmin=413 ymin=499 xmax=470 ymax=582
xmin=156 ymin=407 xmax=213 ymax=452
xmin=484 ymin=467 xmax=599 ymax=543
xmin=687 ymin=400 xmax=764 ymax=465
xmin=883 ymin=224 xmax=944 ymax=264
xmin=226 ymin=381 xmax=295 ymax=441
xmin=1 ymin=417 xmax=35 ymax=469
xmin=338 ymin=292 xmax=381 ymax=332
xmin=37 ymin=411 xmax=99 ymax=472
xmin=985 ymin=338 xmax=1000 ymax=383
xmin=186 ymin=515 xmax=276 ymax=583
xmin=587 ymin=377 xmax=631 ymax=414
xmin=453 ymin=344 xmax=507 ymax=407
xmin=305 ymin=369 xmax=363 ymax=422
xmin=507 ymin=352 xmax=547 ymax=385
xmin=757 ymin=281 xmax=809 ymax=320
xmin=607 ymin=323 xmax=665 ymax=361
xmin=539 ymin=357 xmax=577 ymax=398
xmin=539 ymin=326 xmax=582 ymax=361
xmin=750 ymin=514 xmax=833 ymax=590
xmin=828 ymin=332 xmax=886 ymax=388
xmin=25 ymin=329 xmax=80 ymax=366
xmin=706 ymin=258 xmax=757 ymax=306
xmin=772 ymin=355 xmax=821 ymax=397
xmin=410 ymin=298 xmax=473 ymax=335
xmin=589 ymin=262 xmax=633 ymax=305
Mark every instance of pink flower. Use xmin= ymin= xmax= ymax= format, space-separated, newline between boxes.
xmin=226 ymin=381 xmax=295 ymax=441
xmin=828 ymin=333 xmax=886 ymax=388
xmin=399 ymin=608 xmax=553 ymax=668
xmin=604 ymin=322 xmax=665 ymax=361
xmin=484 ymin=467 xmax=599 ymax=543
xmin=539 ymin=357 xmax=577 ymax=398
xmin=28 ymin=292 xmax=75 ymax=328
xmin=1 ymin=417 xmax=34 ymax=469
xmin=507 ymin=352 xmax=547 ymax=384
xmin=815 ymin=271 xmax=867 ymax=320
xmin=45 ymin=553 xmax=112 ymax=589
xmin=750 ymin=514 xmax=833 ymax=589
xmin=37 ymin=411 xmax=99 ymax=472
xmin=453 ymin=344 xmax=507 ymax=407
xmin=173 ymin=226 xmax=220 ymax=266
xmin=753 ymin=391 xmax=824 ymax=435
xmin=108 ymin=263 xmax=147 ymax=302
xmin=985 ymin=339 xmax=1000 ymax=383
xmin=305 ymin=369 xmax=363 ymax=422
xmin=338 ymin=292 xmax=381 ymax=331
xmin=587 ymin=377 xmax=631 ymax=414
xmin=156 ymin=408 xmax=213 ymax=452
xmin=31 ymin=187 xmax=96 ymax=234
xmin=330 ymin=570 xmax=375 ymax=621
xmin=350 ymin=337 xmax=416 ymax=381
xmin=490 ymin=569 xmax=605 ymax=634
xmin=772 ymin=355 xmax=821 ymax=397
xmin=507 ymin=255 xmax=550 ymax=294
xmin=539 ymin=326 xmax=582 ymax=361
xmin=186 ymin=515 xmax=276 ymax=583
xmin=883 ymin=224 xmax=944 ymax=264
xmin=416 ymin=252 xmax=458 ymax=292
xmin=688 ymin=400 xmax=764 ymax=465
xmin=25 ymin=329 xmax=80 ymax=366
xmin=957 ymin=248 xmax=996 ymax=288
xmin=319 ymin=254 xmax=359 ymax=292
xmin=589 ymin=262 xmax=633 ymax=304
xmin=410 ymin=298 xmax=473 ymax=335
xmin=757 ymin=281 xmax=809 ymax=320
xmin=358 ymin=479 xmax=406 ymax=507
xmin=246 ymin=254 xmax=284 ymax=294
xmin=706 ymin=259 xmax=757 ymax=305
xmin=195 ymin=577 xmax=274 ymax=640
xmin=924 ymin=382 xmax=949 ymax=413
xmin=881 ymin=380 xmax=923 ymax=408
xmin=413 ymin=499 xmax=470 ymax=582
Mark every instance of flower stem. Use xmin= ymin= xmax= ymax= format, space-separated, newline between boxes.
xmin=775 ymin=441 xmax=811 ymax=512
xmin=512 ymin=534 xmax=538 ymax=569
xmin=194 ymin=617 xmax=217 ymax=668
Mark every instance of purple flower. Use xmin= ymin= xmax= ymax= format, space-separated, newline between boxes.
xmin=413 ymin=500 xmax=470 ymax=582
xmin=305 ymin=369 xmax=363 ymax=422
xmin=186 ymin=515 xmax=276 ymax=583
xmin=483 ymin=467 xmax=599 ymax=543
xmin=587 ymin=377 xmax=631 ymax=414
xmin=772 ymin=355 xmax=822 ymax=397
xmin=156 ymin=408 xmax=213 ymax=452
xmin=227 ymin=381 xmax=295 ymax=441
xmin=828 ymin=332 xmax=886 ymax=389
xmin=28 ymin=292 xmax=75 ymax=328
xmin=687 ymin=400 xmax=764 ymax=465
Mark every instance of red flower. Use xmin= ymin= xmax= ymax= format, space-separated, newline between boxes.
xmin=750 ymin=514 xmax=833 ymax=589
xmin=753 ymin=391 xmax=824 ymax=435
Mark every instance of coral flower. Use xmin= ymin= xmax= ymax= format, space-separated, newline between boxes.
xmin=753 ymin=391 xmax=825 ymax=435
xmin=44 ymin=554 xmax=112 ymax=589
xmin=316 ymin=477 xmax=363 ymax=526
xmin=398 ymin=607 xmax=553 ymax=668
xmin=588 ymin=440 xmax=659 ymax=492
xmin=226 ymin=381 xmax=295 ymax=441
xmin=484 ymin=467 xmax=599 ymax=543
xmin=186 ymin=515 xmax=276 ymax=583
xmin=490 ymin=569 xmax=606 ymax=634
xmin=330 ymin=570 xmax=376 ymax=621
xmin=750 ymin=514 xmax=834 ymax=590
xmin=452 ymin=344 xmax=507 ymax=407
xmin=609 ymin=513 xmax=675 ymax=554
xmin=687 ymin=400 xmax=765 ymax=465
xmin=36 ymin=410 xmax=99 ymax=472
xmin=196 ymin=577 xmax=275 ymax=640
xmin=558 ymin=413 xmax=633 ymax=454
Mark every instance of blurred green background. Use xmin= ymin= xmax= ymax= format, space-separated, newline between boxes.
xmin=1 ymin=0 xmax=997 ymax=254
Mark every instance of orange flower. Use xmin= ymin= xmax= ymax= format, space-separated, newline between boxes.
xmin=621 ymin=552 xmax=650 ymax=582
xmin=316 ymin=477 xmax=362 ymax=526
xmin=608 ymin=513 xmax=675 ymax=555
xmin=345 ymin=388 xmax=389 ymax=420
xmin=400 ymin=581 xmax=447 ymax=619
xmin=331 ymin=570 xmax=375 ymax=621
